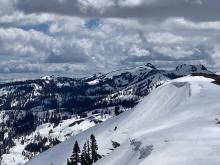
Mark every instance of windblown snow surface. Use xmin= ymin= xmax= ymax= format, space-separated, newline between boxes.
xmin=26 ymin=76 xmax=220 ymax=165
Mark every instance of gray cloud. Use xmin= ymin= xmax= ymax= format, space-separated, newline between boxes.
xmin=46 ymin=50 xmax=90 ymax=64
xmin=12 ymin=0 xmax=220 ymax=21
xmin=0 ymin=0 xmax=219 ymax=79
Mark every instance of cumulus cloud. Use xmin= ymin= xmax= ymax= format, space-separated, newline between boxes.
xmin=0 ymin=16 xmax=219 ymax=77
xmin=0 ymin=0 xmax=219 ymax=79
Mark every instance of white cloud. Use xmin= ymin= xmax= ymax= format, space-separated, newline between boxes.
xmin=152 ymin=46 xmax=201 ymax=59
xmin=0 ymin=12 xmax=57 ymax=26
xmin=117 ymin=0 xmax=143 ymax=7
xmin=77 ymin=0 xmax=115 ymax=13
xmin=128 ymin=45 xmax=150 ymax=57
xmin=0 ymin=28 xmax=54 ymax=58
xmin=163 ymin=18 xmax=220 ymax=31
xmin=146 ymin=32 xmax=187 ymax=44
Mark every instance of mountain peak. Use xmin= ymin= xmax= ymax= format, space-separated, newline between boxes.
xmin=175 ymin=64 xmax=209 ymax=72
xmin=40 ymin=75 xmax=56 ymax=80
xmin=144 ymin=63 xmax=157 ymax=70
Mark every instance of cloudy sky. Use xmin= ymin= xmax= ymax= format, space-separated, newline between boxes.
xmin=0 ymin=0 xmax=220 ymax=79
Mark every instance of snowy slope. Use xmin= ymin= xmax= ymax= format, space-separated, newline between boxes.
xmin=1 ymin=112 xmax=111 ymax=165
xmin=26 ymin=76 xmax=220 ymax=165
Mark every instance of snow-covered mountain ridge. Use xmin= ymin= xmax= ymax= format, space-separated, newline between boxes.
xmin=0 ymin=63 xmax=211 ymax=112
xmin=0 ymin=63 xmax=213 ymax=165
xmin=26 ymin=76 xmax=220 ymax=165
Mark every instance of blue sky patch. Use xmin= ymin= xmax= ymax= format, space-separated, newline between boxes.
xmin=19 ymin=23 xmax=49 ymax=33
xmin=85 ymin=18 xmax=102 ymax=29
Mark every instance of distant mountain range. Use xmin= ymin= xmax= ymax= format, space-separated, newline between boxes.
xmin=0 ymin=63 xmax=212 ymax=113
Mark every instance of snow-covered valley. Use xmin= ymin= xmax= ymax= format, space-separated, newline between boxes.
xmin=26 ymin=76 xmax=220 ymax=165
xmin=0 ymin=110 xmax=112 ymax=165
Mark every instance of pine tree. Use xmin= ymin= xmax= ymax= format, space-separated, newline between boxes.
xmin=90 ymin=134 xmax=101 ymax=163
xmin=81 ymin=143 xmax=88 ymax=165
xmin=69 ymin=141 xmax=81 ymax=165
xmin=86 ymin=140 xmax=92 ymax=165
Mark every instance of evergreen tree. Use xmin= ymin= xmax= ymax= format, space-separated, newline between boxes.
xmin=86 ymin=140 xmax=92 ymax=165
xmin=90 ymin=134 xmax=101 ymax=163
xmin=114 ymin=106 xmax=120 ymax=116
xmin=69 ymin=141 xmax=81 ymax=165
xmin=81 ymin=143 xmax=88 ymax=165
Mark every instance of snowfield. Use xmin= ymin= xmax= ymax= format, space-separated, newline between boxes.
xmin=26 ymin=76 xmax=220 ymax=165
